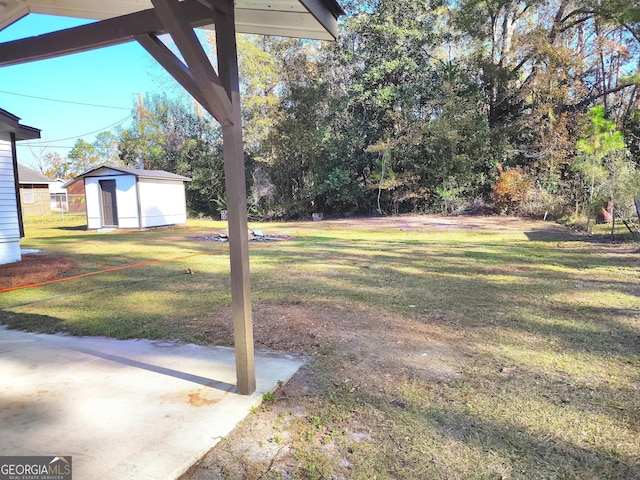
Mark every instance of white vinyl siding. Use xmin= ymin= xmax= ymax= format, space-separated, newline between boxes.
xmin=0 ymin=133 xmax=21 ymax=264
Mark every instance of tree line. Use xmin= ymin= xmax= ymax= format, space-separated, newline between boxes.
xmin=39 ymin=0 xmax=640 ymax=229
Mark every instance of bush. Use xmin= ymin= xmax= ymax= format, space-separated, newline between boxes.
xmin=517 ymin=187 xmax=565 ymax=219
xmin=492 ymin=166 xmax=531 ymax=214
xmin=492 ymin=166 xmax=568 ymax=218
xmin=435 ymin=177 xmax=467 ymax=215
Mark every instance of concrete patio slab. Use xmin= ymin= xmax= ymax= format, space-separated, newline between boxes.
xmin=0 ymin=326 xmax=304 ymax=480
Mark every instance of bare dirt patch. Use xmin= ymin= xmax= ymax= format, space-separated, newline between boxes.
xmin=182 ymin=301 xmax=466 ymax=480
xmin=0 ymin=254 xmax=77 ymax=290
xmin=323 ymin=214 xmax=545 ymax=232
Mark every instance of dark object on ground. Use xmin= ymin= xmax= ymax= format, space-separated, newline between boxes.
xmin=189 ymin=231 xmax=292 ymax=243
xmin=455 ymin=198 xmax=497 ymax=216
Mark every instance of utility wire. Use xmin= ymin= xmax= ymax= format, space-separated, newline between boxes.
xmin=0 ymin=89 xmax=132 ymax=110
xmin=16 ymin=114 xmax=133 ymax=146
xmin=15 ymin=145 xmax=76 ymax=149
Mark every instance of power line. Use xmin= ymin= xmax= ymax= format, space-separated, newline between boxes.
xmin=15 ymin=145 xmax=76 ymax=149
xmin=0 ymin=89 xmax=132 ymax=110
xmin=17 ymin=114 xmax=133 ymax=146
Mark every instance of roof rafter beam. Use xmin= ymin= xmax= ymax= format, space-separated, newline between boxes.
xmin=299 ymin=0 xmax=339 ymax=40
xmin=150 ymin=0 xmax=233 ymax=126
xmin=195 ymin=0 xmax=230 ymax=16
xmin=135 ymin=33 xmax=212 ymax=117
xmin=0 ymin=0 xmax=29 ymax=33
xmin=0 ymin=0 xmax=215 ymax=67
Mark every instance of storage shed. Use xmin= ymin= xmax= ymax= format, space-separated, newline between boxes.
xmin=0 ymin=108 xmax=40 ymax=264
xmin=66 ymin=166 xmax=191 ymax=230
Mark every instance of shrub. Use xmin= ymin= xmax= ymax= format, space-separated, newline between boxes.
xmin=518 ymin=187 xmax=564 ymax=218
xmin=492 ymin=166 xmax=532 ymax=214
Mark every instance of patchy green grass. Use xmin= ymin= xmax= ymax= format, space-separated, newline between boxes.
xmin=2 ymin=216 xmax=640 ymax=479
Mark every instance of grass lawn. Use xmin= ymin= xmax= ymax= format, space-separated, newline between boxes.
xmin=1 ymin=215 xmax=639 ymax=479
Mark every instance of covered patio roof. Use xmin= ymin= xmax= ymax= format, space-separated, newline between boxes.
xmin=0 ymin=0 xmax=344 ymax=40
xmin=0 ymin=0 xmax=344 ymax=396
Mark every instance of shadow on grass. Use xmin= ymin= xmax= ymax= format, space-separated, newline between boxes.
xmin=0 ymin=309 xmax=67 ymax=333
xmin=269 ymin=234 xmax=637 ymax=270
xmin=54 ymin=224 xmax=88 ymax=231
xmin=525 ymin=228 xmax=639 ymax=244
xmin=323 ymin=370 xmax=640 ymax=478
xmin=251 ymin=237 xmax=640 ymax=361
xmin=424 ymin=406 xmax=640 ymax=478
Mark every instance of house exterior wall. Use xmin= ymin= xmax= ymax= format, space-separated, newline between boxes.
xmin=138 ymin=178 xmax=187 ymax=228
xmin=0 ymin=133 xmax=20 ymax=264
xmin=19 ymin=184 xmax=51 ymax=216
xmin=49 ymin=179 xmax=68 ymax=211
xmin=85 ymin=174 xmax=140 ymax=229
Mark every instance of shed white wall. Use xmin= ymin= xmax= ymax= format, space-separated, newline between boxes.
xmin=0 ymin=133 xmax=21 ymax=264
xmin=138 ymin=178 xmax=187 ymax=228
xmin=84 ymin=175 xmax=141 ymax=229
xmin=84 ymin=178 xmax=101 ymax=229
xmin=114 ymin=175 xmax=140 ymax=228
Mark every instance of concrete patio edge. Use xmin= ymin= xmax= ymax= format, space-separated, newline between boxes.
xmin=0 ymin=326 xmax=305 ymax=480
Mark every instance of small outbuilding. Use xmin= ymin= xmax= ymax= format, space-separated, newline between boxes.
xmin=17 ymin=163 xmax=54 ymax=216
xmin=0 ymin=108 xmax=40 ymax=264
xmin=65 ymin=166 xmax=191 ymax=230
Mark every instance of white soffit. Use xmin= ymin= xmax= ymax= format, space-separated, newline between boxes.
xmin=0 ymin=0 xmax=343 ymax=40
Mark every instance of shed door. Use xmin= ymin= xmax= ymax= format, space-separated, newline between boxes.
xmin=100 ymin=180 xmax=118 ymax=227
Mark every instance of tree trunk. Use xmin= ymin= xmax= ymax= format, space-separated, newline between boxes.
xmin=595 ymin=20 xmax=609 ymax=114
xmin=377 ymin=149 xmax=387 ymax=215
xmin=586 ymin=178 xmax=594 ymax=234
xmin=611 ymin=198 xmax=615 ymax=241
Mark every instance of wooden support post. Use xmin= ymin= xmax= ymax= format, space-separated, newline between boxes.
xmin=215 ymin=1 xmax=256 ymax=395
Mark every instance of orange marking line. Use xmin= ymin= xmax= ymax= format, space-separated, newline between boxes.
xmin=0 ymin=251 xmax=219 ymax=294
xmin=0 ymin=235 xmax=292 ymax=295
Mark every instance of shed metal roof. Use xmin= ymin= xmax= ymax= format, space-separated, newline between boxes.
xmin=0 ymin=0 xmax=345 ymax=41
xmin=64 ymin=165 xmax=192 ymax=188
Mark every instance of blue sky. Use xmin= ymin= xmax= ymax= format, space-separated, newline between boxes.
xmin=0 ymin=14 xmax=180 ymax=169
